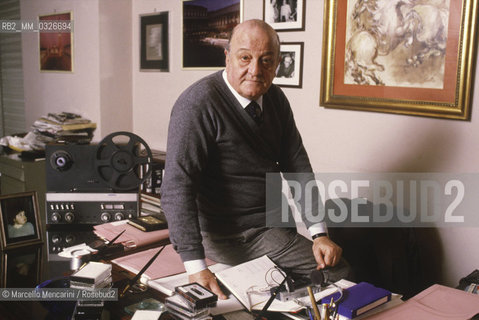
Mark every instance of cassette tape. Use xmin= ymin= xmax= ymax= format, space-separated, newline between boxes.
xmin=175 ymin=283 xmax=218 ymax=309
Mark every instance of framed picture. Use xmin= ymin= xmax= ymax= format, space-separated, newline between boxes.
xmin=0 ymin=192 xmax=43 ymax=250
xmin=320 ymin=0 xmax=478 ymax=120
xmin=182 ymin=0 xmax=243 ymax=69
xmin=1 ymin=246 xmax=42 ymax=288
xmin=273 ymin=42 xmax=304 ymax=88
xmin=140 ymin=11 xmax=169 ymax=71
xmin=39 ymin=11 xmax=73 ymax=72
xmin=263 ymin=0 xmax=305 ymax=31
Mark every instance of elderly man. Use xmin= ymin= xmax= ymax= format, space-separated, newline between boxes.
xmin=161 ymin=19 xmax=348 ymax=299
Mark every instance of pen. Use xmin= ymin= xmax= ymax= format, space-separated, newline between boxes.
xmin=106 ymin=229 xmax=126 ymax=247
xmin=119 ymin=245 xmax=166 ymax=297
xmin=306 ymin=307 xmax=314 ymax=320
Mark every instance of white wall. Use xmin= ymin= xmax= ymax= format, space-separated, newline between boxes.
xmin=131 ymin=0 xmax=479 ymax=287
xmin=21 ymin=0 xmax=103 ymax=138
xmin=20 ymin=0 xmax=479 ymax=287
xmin=21 ymin=0 xmax=134 ymax=140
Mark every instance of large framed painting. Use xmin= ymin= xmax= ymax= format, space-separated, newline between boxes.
xmin=140 ymin=11 xmax=169 ymax=71
xmin=39 ymin=11 xmax=73 ymax=72
xmin=182 ymin=0 xmax=243 ymax=69
xmin=263 ymin=0 xmax=306 ymax=31
xmin=320 ymin=0 xmax=478 ymax=120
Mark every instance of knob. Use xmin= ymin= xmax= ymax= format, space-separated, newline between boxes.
xmin=64 ymin=212 xmax=75 ymax=223
xmin=52 ymin=234 xmax=62 ymax=244
xmin=51 ymin=212 xmax=61 ymax=223
xmin=101 ymin=212 xmax=111 ymax=222
xmin=65 ymin=235 xmax=75 ymax=244
xmin=114 ymin=212 xmax=124 ymax=221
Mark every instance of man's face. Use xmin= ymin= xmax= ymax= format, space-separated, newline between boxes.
xmin=283 ymin=56 xmax=292 ymax=67
xmin=225 ymin=23 xmax=280 ymax=100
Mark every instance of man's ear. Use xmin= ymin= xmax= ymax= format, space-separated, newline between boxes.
xmin=224 ymin=49 xmax=230 ymax=67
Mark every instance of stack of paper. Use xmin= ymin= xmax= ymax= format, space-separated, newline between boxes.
xmin=32 ymin=112 xmax=96 ymax=144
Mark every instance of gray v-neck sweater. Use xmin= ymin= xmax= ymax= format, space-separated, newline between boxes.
xmin=161 ymin=71 xmax=313 ymax=261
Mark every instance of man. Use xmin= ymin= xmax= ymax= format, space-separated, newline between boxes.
xmin=276 ymin=53 xmax=295 ymax=78
xmin=161 ymin=19 xmax=347 ymax=300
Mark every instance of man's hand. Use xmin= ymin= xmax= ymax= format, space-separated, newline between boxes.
xmin=312 ymin=236 xmax=342 ymax=270
xmin=188 ymin=268 xmax=228 ymax=300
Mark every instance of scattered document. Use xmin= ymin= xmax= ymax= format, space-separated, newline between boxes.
xmin=363 ymin=284 xmax=479 ymax=320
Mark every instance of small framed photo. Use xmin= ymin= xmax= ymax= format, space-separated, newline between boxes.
xmin=39 ymin=11 xmax=73 ymax=72
xmin=140 ymin=11 xmax=169 ymax=71
xmin=0 ymin=192 xmax=43 ymax=250
xmin=1 ymin=246 xmax=43 ymax=288
xmin=263 ymin=0 xmax=305 ymax=31
xmin=273 ymin=42 xmax=304 ymax=88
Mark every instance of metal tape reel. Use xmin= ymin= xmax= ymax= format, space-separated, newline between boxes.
xmin=94 ymin=131 xmax=153 ymax=191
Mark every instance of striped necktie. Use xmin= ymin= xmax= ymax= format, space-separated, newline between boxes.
xmin=245 ymin=101 xmax=263 ymax=125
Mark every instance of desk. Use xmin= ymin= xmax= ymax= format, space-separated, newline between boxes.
xmin=0 ymin=226 xmax=172 ymax=320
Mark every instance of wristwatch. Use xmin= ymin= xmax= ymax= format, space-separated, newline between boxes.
xmin=312 ymin=232 xmax=328 ymax=240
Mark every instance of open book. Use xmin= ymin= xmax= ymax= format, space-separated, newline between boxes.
xmin=214 ymin=255 xmax=355 ymax=313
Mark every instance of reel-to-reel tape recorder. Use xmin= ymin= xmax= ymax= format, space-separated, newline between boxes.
xmin=45 ymin=131 xmax=153 ymax=225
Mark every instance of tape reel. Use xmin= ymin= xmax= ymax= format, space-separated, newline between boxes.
xmin=94 ymin=131 xmax=153 ymax=191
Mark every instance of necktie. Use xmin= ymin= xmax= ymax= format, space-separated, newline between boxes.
xmin=245 ymin=101 xmax=263 ymax=125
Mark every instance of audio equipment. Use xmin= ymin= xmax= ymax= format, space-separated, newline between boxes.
xmin=46 ymin=192 xmax=138 ymax=225
xmin=46 ymin=131 xmax=152 ymax=193
xmin=45 ymin=132 xmax=153 ymax=225
xmin=46 ymin=226 xmax=98 ymax=261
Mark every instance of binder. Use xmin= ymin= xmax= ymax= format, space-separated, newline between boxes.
xmin=320 ymin=282 xmax=391 ymax=318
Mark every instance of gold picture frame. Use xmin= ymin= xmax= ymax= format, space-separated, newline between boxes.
xmin=320 ymin=0 xmax=478 ymax=120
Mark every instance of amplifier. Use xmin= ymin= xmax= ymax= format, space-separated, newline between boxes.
xmin=46 ymin=226 xmax=98 ymax=261
xmin=46 ymin=192 xmax=139 ymax=225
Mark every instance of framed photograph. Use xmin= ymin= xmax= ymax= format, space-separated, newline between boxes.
xmin=320 ymin=0 xmax=478 ymax=120
xmin=263 ymin=0 xmax=305 ymax=31
xmin=39 ymin=11 xmax=73 ymax=72
xmin=140 ymin=11 xmax=169 ymax=71
xmin=1 ymin=246 xmax=42 ymax=288
xmin=182 ymin=0 xmax=243 ymax=69
xmin=0 ymin=192 xmax=43 ymax=250
xmin=273 ymin=42 xmax=304 ymax=88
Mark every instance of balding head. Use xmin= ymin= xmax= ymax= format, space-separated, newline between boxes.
xmin=227 ymin=19 xmax=281 ymax=58
xmin=224 ymin=19 xmax=281 ymax=100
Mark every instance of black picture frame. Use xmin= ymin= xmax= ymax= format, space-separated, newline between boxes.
xmin=140 ymin=11 xmax=169 ymax=71
xmin=273 ymin=42 xmax=304 ymax=88
xmin=182 ymin=0 xmax=243 ymax=69
xmin=1 ymin=246 xmax=42 ymax=288
xmin=0 ymin=192 xmax=43 ymax=250
xmin=263 ymin=0 xmax=306 ymax=31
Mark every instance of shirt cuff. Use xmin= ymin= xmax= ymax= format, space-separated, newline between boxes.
xmin=184 ymin=259 xmax=208 ymax=275
xmin=308 ymin=223 xmax=328 ymax=238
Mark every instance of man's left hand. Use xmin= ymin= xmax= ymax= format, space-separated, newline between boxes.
xmin=312 ymin=236 xmax=342 ymax=269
